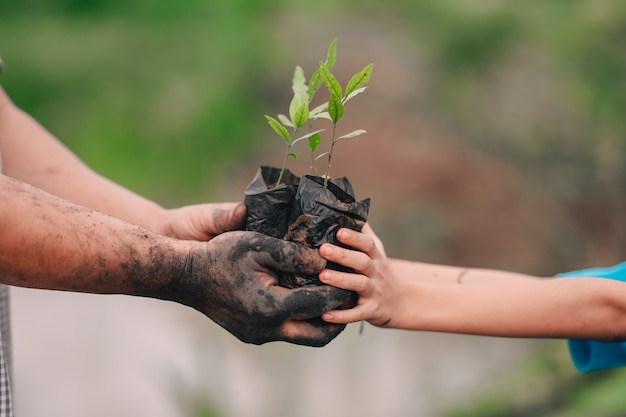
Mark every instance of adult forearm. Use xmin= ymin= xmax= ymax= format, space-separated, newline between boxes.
xmin=398 ymin=278 xmax=626 ymax=340
xmin=0 ymin=174 xmax=190 ymax=296
xmin=0 ymin=88 xmax=164 ymax=230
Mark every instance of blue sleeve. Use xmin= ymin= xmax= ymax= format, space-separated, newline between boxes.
xmin=557 ymin=261 xmax=626 ymax=373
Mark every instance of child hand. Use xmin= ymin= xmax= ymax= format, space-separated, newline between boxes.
xmin=318 ymin=225 xmax=400 ymax=327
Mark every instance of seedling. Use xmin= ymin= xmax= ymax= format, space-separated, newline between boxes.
xmin=265 ymin=39 xmax=373 ymax=187
xmin=318 ymin=59 xmax=372 ymax=186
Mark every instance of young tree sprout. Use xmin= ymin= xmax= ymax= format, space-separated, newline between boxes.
xmin=318 ymin=61 xmax=373 ymax=187
xmin=264 ymin=39 xmax=373 ymax=188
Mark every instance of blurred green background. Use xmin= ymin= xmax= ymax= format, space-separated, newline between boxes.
xmin=3 ymin=0 xmax=626 ymax=416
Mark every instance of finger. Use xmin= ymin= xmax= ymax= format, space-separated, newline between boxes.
xmin=362 ymin=222 xmax=374 ymax=235
xmin=319 ymin=268 xmax=370 ymax=293
xmin=335 ymin=228 xmax=378 ymax=258
xmin=362 ymin=223 xmax=386 ymax=256
xmin=319 ymin=242 xmax=371 ymax=274
xmin=256 ymin=235 xmax=327 ymax=275
xmin=277 ymin=285 xmax=352 ymax=320
xmin=278 ymin=317 xmax=347 ymax=347
xmin=204 ymin=202 xmax=246 ymax=234
xmin=322 ymin=307 xmax=367 ymax=324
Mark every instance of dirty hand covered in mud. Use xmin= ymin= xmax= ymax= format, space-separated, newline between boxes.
xmin=167 ymin=231 xmax=351 ymax=346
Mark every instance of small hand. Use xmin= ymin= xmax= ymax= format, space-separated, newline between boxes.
xmin=173 ymin=231 xmax=351 ymax=346
xmin=318 ymin=226 xmax=397 ymax=327
xmin=157 ymin=202 xmax=247 ymax=241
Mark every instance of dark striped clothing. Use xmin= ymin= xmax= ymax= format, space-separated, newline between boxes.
xmin=0 ymin=286 xmax=13 ymax=417
xmin=0 ymin=62 xmax=15 ymax=414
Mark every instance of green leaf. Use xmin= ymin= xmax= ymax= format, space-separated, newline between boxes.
xmin=308 ymin=69 xmax=323 ymax=102
xmin=309 ymin=102 xmax=329 ymax=117
xmin=315 ymin=151 xmax=329 ymax=161
xmin=293 ymin=102 xmax=310 ymax=129
xmin=326 ymin=39 xmax=337 ymax=70
xmin=311 ymin=111 xmax=332 ymax=121
xmin=288 ymin=152 xmax=298 ymax=160
xmin=308 ymin=40 xmax=337 ymax=101
xmin=265 ymin=115 xmax=290 ymax=143
xmin=277 ymin=114 xmax=293 ymax=127
xmin=292 ymin=129 xmax=325 ymax=146
xmin=289 ymin=94 xmax=305 ymax=126
xmin=345 ymin=63 xmax=373 ymax=97
xmin=343 ymin=87 xmax=367 ymax=103
xmin=336 ymin=129 xmax=367 ymax=141
xmin=328 ymin=93 xmax=344 ymax=123
xmin=319 ymin=62 xmax=342 ymax=100
xmin=309 ymin=132 xmax=321 ymax=153
xmin=292 ymin=65 xmax=308 ymax=104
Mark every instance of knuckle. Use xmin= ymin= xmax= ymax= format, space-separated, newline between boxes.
xmin=255 ymin=306 xmax=280 ymax=322
xmin=363 ymin=237 xmax=376 ymax=254
xmin=353 ymin=277 xmax=369 ymax=293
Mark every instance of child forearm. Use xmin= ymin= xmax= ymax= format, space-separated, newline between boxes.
xmin=394 ymin=277 xmax=626 ymax=341
xmin=389 ymin=258 xmax=544 ymax=284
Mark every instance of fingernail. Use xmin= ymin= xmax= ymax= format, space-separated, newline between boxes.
xmin=338 ymin=228 xmax=352 ymax=240
xmin=321 ymin=244 xmax=333 ymax=257
xmin=322 ymin=312 xmax=334 ymax=321
xmin=319 ymin=270 xmax=330 ymax=282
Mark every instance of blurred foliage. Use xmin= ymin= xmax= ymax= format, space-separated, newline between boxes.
xmin=335 ymin=0 xmax=626 ymax=270
xmin=3 ymin=0 xmax=625 ymax=199
xmin=402 ymin=3 xmax=623 ymax=172
xmin=4 ymin=0 xmax=623 ymax=258
xmin=3 ymin=0 xmax=626 ymax=416
xmin=0 ymin=0 xmax=285 ymax=204
xmin=444 ymin=341 xmax=626 ymax=417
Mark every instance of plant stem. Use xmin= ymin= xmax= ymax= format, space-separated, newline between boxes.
xmin=276 ymin=126 xmax=299 ymax=187
xmin=323 ymin=123 xmax=337 ymax=187
xmin=276 ymin=148 xmax=289 ymax=186
xmin=309 ymin=121 xmax=317 ymax=176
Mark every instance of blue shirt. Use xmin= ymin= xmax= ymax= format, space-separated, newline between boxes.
xmin=558 ymin=261 xmax=626 ymax=373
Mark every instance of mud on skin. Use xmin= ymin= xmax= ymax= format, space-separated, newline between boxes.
xmin=130 ymin=231 xmax=350 ymax=346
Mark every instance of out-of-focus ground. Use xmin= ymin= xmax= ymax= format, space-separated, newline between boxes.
xmin=12 ymin=288 xmax=539 ymax=417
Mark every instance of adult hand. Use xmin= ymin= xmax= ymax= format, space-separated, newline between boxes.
xmin=154 ymin=202 xmax=247 ymax=241
xmin=166 ymin=231 xmax=352 ymax=346
xmin=1 ymin=175 xmax=346 ymax=346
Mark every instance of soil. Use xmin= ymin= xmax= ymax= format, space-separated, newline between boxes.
xmin=244 ymin=166 xmax=370 ymax=288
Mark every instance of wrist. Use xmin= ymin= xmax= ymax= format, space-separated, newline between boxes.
xmin=380 ymin=279 xmax=421 ymax=330
xmin=144 ymin=204 xmax=173 ymax=236
xmin=127 ymin=237 xmax=202 ymax=302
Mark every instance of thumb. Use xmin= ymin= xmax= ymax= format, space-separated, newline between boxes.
xmin=280 ymin=285 xmax=353 ymax=320
xmin=256 ymin=236 xmax=327 ymax=276
xmin=204 ymin=203 xmax=247 ymax=235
